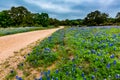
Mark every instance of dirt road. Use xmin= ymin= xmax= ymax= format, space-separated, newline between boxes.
xmin=0 ymin=27 xmax=63 ymax=64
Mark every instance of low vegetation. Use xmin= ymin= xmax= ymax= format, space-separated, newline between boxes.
xmin=9 ymin=27 xmax=120 ymax=80
xmin=0 ymin=26 xmax=54 ymax=36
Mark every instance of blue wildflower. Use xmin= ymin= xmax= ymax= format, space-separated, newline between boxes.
xmin=113 ymin=60 xmax=117 ymax=65
xmin=81 ymin=72 xmax=84 ymax=77
xmin=91 ymin=50 xmax=96 ymax=54
xmin=115 ymin=74 xmax=120 ymax=79
xmin=91 ymin=75 xmax=95 ymax=80
xmin=106 ymin=63 xmax=110 ymax=69
xmin=109 ymin=43 xmax=113 ymax=47
xmin=114 ymin=47 xmax=116 ymax=51
xmin=97 ymin=53 xmax=102 ymax=56
xmin=110 ymin=54 xmax=115 ymax=58
xmin=47 ymin=76 xmax=50 ymax=80
xmin=39 ymin=77 xmax=42 ymax=80
xmin=94 ymin=68 xmax=97 ymax=72
xmin=66 ymin=71 xmax=69 ymax=76
xmin=47 ymin=70 xmax=50 ymax=75
xmin=44 ymin=48 xmax=51 ymax=53
xmin=16 ymin=76 xmax=22 ymax=80
xmin=55 ymin=69 xmax=59 ymax=74
xmin=95 ymin=58 xmax=98 ymax=61
xmin=83 ymin=78 xmax=86 ymax=80
xmin=72 ymin=58 xmax=75 ymax=62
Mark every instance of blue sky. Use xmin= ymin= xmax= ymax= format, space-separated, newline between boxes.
xmin=0 ymin=0 xmax=120 ymax=20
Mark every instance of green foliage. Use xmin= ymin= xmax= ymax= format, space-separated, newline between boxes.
xmin=5 ymin=70 xmax=17 ymax=80
xmin=26 ymin=29 xmax=65 ymax=67
xmin=0 ymin=6 xmax=50 ymax=27
xmin=0 ymin=27 xmax=49 ymax=36
xmin=84 ymin=10 xmax=109 ymax=26
xmin=25 ymin=27 xmax=120 ymax=79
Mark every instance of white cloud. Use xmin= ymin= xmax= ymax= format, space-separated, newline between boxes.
xmin=24 ymin=0 xmax=81 ymax=13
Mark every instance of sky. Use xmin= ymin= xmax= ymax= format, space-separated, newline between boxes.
xmin=0 ymin=0 xmax=120 ymax=20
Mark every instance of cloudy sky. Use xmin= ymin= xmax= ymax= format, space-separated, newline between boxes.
xmin=0 ymin=0 xmax=120 ymax=20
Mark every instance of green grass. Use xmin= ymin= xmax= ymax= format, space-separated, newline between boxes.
xmin=15 ymin=27 xmax=120 ymax=80
xmin=5 ymin=70 xmax=17 ymax=80
xmin=0 ymin=26 xmax=55 ymax=36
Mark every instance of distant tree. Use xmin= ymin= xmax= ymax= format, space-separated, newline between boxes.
xmin=49 ymin=18 xmax=60 ymax=27
xmin=0 ymin=10 xmax=11 ymax=27
xmin=9 ymin=6 xmax=30 ymax=26
xmin=40 ymin=13 xmax=49 ymax=27
xmin=22 ymin=13 xmax=34 ymax=26
xmin=34 ymin=13 xmax=49 ymax=27
xmin=84 ymin=10 xmax=109 ymax=26
xmin=116 ymin=12 xmax=120 ymax=22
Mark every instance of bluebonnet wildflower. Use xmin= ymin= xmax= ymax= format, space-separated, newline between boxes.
xmin=72 ymin=58 xmax=75 ymax=62
xmin=55 ymin=69 xmax=59 ymax=74
xmin=44 ymin=72 xmax=47 ymax=77
xmin=81 ymin=72 xmax=84 ymax=77
xmin=112 ymin=34 xmax=116 ymax=38
xmin=106 ymin=63 xmax=111 ymax=69
xmin=97 ymin=53 xmax=102 ymax=56
xmin=66 ymin=71 xmax=69 ymax=76
xmin=47 ymin=70 xmax=50 ymax=75
xmin=94 ymin=68 xmax=97 ymax=72
xmin=95 ymin=58 xmax=98 ymax=61
xmin=44 ymin=48 xmax=51 ymax=53
xmin=110 ymin=54 xmax=115 ymax=58
xmin=39 ymin=77 xmax=42 ymax=80
xmin=115 ymin=74 xmax=120 ymax=79
xmin=83 ymin=78 xmax=86 ymax=80
xmin=16 ymin=76 xmax=22 ymax=80
xmin=109 ymin=43 xmax=113 ymax=47
xmin=47 ymin=76 xmax=50 ymax=80
xmin=114 ymin=47 xmax=116 ymax=51
xmin=56 ymin=77 xmax=58 ymax=80
xmin=91 ymin=75 xmax=95 ymax=80
xmin=113 ymin=60 xmax=117 ymax=65
xmin=91 ymin=50 xmax=96 ymax=54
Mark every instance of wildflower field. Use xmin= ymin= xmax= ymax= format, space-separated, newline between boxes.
xmin=8 ymin=27 xmax=120 ymax=80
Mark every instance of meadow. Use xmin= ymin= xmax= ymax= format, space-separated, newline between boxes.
xmin=6 ymin=27 xmax=120 ymax=80
xmin=0 ymin=26 xmax=54 ymax=36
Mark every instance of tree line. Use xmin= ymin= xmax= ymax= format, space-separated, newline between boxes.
xmin=0 ymin=6 xmax=120 ymax=28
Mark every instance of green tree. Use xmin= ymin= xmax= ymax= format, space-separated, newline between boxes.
xmin=116 ymin=12 xmax=120 ymax=22
xmin=40 ymin=13 xmax=49 ymax=27
xmin=0 ymin=10 xmax=11 ymax=27
xmin=9 ymin=6 xmax=30 ymax=26
xmin=33 ymin=13 xmax=49 ymax=27
xmin=84 ymin=10 xmax=109 ymax=26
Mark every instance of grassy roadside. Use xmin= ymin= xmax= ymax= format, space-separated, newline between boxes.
xmin=0 ymin=26 xmax=56 ymax=37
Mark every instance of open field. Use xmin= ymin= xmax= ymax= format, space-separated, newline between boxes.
xmin=1 ymin=26 xmax=120 ymax=80
xmin=25 ymin=27 xmax=120 ymax=80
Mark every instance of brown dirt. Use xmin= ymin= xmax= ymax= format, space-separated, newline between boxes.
xmin=0 ymin=26 xmax=63 ymax=79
